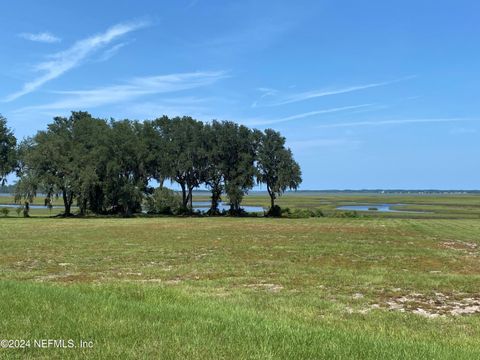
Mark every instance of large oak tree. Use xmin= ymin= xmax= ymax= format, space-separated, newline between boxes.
xmin=256 ymin=128 xmax=302 ymax=215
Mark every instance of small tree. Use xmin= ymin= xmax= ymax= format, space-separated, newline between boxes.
xmin=14 ymin=172 xmax=38 ymax=217
xmin=145 ymin=187 xmax=182 ymax=215
xmin=256 ymin=129 xmax=302 ymax=216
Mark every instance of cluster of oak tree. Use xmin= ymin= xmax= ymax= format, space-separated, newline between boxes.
xmin=0 ymin=112 xmax=301 ymax=216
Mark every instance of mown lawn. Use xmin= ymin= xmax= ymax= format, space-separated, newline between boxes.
xmin=0 ymin=216 xmax=479 ymax=359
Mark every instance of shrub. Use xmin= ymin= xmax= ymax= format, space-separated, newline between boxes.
xmin=267 ymin=205 xmax=282 ymax=217
xmin=145 ymin=187 xmax=182 ymax=215
xmin=289 ymin=209 xmax=310 ymax=218
xmin=227 ymin=207 xmax=248 ymax=217
xmin=332 ymin=211 xmax=359 ymax=218
xmin=289 ymin=209 xmax=312 ymax=219
xmin=0 ymin=207 xmax=9 ymax=217
xmin=313 ymin=209 xmax=324 ymax=217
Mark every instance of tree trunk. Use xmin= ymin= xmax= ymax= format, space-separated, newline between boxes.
xmin=267 ymin=186 xmax=275 ymax=208
xmin=187 ymin=186 xmax=194 ymax=211
xmin=78 ymin=196 xmax=88 ymax=216
xmin=23 ymin=201 xmax=30 ymax=218
xmin=180 ymin=182 xmax=187 ymax=209
xmin=229 ymin=201 xmax=240 ymax=215
xmin=62 ymin=189 xmax=71 ymax=216
xmin=209 ymin=185 xmax=221 ymax=215
xmin=267 ymin=186 xmax=277 ymax=216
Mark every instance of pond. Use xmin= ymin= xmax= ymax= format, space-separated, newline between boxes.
xmin=0 ymin=202 xmax=266 ymax=213
xmin=336 ymin=204 xmax=426 ymax=213
xmin=0 ymin=203 xmax=65 ymax=209
xmin=192 ymin=201 xmax=265 ymax=213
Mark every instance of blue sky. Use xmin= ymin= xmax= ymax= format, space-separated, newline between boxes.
xmin=1 ymin=0 xmax=479 ymax=189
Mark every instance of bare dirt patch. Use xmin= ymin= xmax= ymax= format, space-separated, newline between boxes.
xmin=375 ymin=292 xmax=480 ymax=318
xmin=440 ymin=241 xmax=478 ymax=252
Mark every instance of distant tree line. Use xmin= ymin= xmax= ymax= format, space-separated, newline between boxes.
xmin=0 ymin=112 xmax=301 ymax=217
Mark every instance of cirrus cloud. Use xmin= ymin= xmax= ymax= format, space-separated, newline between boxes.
xmin=19 ymin=32 xmax=61 ymax=43
xmin=13 ymin=71 xmax=228 ymax=112
xmin=5 ymin=20 xmax=149 ymax=102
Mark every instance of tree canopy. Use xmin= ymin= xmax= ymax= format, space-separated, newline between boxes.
xmin=256 ymin=129 xmax=302 ymax=215
xmin=8 ymin=112 xmax=302 ymax=216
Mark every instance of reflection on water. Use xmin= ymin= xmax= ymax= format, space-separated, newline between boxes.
xmin=192 ymin=201 xmax=264 ymax=213
xmin=0 ymin=201 xmax=265 ymax=213
xmin=0 ymin=204 xmax=65 ymax=209
xmin=336 ymin=204 xmax=425 ymax=213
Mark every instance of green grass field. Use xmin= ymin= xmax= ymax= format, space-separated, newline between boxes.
xmin=0 ymin=194 xmax=480 ymax=358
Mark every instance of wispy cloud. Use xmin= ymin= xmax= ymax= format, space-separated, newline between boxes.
xmin=251 ymin=87 xmax=279 ymax=107
xmin=316 ymin=117 xmax=474 ymax=129
xmin=14 ymin=71 xmax=227 ymax=111
xmin=5 ymin=20 xmax=148 ymax=102
xmin=245 ymin=104 xmax=374 ymax=126
xmin=96 ymin=42 xmax=130 ymax=62
xmin=19 ymin=32 xmax=61 ymax=43
xmin=254 ymin=76 xmax=416 ymax=107
xmin=257 ymin=87 xmax=279 ymax=97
